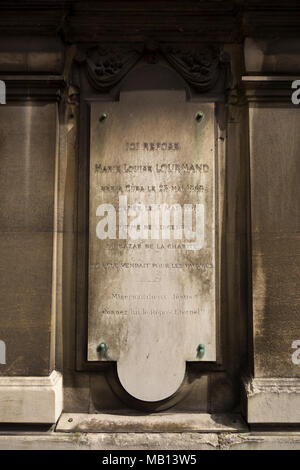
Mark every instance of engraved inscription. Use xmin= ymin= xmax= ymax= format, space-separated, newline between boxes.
xmin=88 ymin=90 xmax=217 ymax=402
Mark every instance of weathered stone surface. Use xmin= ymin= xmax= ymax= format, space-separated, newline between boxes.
xmin=0 ymin=102 xmax=57 ymax=376
xmin=56 ymin=412 xmax=247 ymax=433
xmin=0 ymin=371 xmax=63 ymax=423
xmin=244 ymin=377 xmax=300 ymax=424
xmin=87 ymin=91 xmax=217 ymax=402
xmin=244 ymin=37 xmax=300 ymax=74
xmin=0 ymin=0 xmax=299 ymax=434
xmin=249 ymin=106 xmax=300 ymax=378
xmin=219 ymin=432 xmax=300 ymax=451
xmin=63 ymin=372 xmax=91 ymax=414
xmin=0 ymin=431 xmax=300 ymax=450
xmin=0 ymin=37 xmax=64 ymax=73
xmin=0 ymin=227 xmax=54 ymax=377
xmin=0 ymin=432 xmax=219 ymax=450
xmin=0 ymin=104 xmax=56 ymax=232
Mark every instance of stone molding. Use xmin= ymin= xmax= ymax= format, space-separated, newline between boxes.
xmin=243 ymin=377 xmax=300 ymax=424
xmin=242 ymin=75 xmax=298 ymax=103
xmin=56 ymin=412 xmax=247 ymax=433
xmin=0 ymin=431 xmax=300 ymax=450
xmin=0 ymin=370 xmax=63 ymax=423
xmin=0 ymin=74 xmax=66 ymax=101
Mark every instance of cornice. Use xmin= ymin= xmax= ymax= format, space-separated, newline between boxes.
xmin=0 ymin=74 xmax=66 ymax=101
xmin=0 ymin=1 xmax=237 ymax=43
xmin=0 ymin=2 xmax=299 ymax=45
xmin=242 ymin=75 xmax=298 ymax=103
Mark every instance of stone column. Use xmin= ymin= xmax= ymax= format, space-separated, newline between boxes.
xmin=243 ymin=38 xmax=300 ymax=424
xmin=0 ymin=37 xmax=65 ymax=423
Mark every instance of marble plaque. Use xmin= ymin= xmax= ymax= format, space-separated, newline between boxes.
xmin=88 ymin=91 xmax=217 ymax=402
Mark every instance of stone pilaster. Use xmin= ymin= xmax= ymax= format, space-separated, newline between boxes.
xmin=243 ymin=38 xmax=300 ymax=424
xmin=0 ymin=37 xmax=65 ymax=423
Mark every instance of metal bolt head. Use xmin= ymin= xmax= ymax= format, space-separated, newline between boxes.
xmin=99 ymin=113 xmax=108 ymax=122
xmin=195 ymin=112 xmax=204 ymax=123
xmin=97 ymin=342 xmax=107 ymax=353
xmin=197 ymin=343 xmax=205 ymax=358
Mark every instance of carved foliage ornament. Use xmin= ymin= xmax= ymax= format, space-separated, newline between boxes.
xmin=162 ymin=45 xmax=223 ymax=92
xmin=75 ymin=45 xmax=143 ymax=91
xmin=75 ymin=43 xmax=230 ymax=92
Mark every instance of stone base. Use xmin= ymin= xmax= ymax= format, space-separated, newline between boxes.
xmin=244 ymin=377 xmax=300 ymax=424
xmin=56 ymin=412 xmax=247 ymax=433
xmin=0 ymin=371 xmax=63 ymax=423
xmin=0 ymin=431 xmax=300 ymax=450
